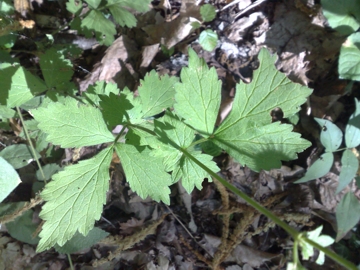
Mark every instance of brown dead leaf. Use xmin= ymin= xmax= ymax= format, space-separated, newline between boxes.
xmin=255 ymin=1 xmax=344 ymax=85
xmin=140 ymin=43 xmax=160 ymax=75
xmin=143 ymin=0 xmax=201 ymax=49
xmin=119 ymin=217 xmax=145 ymax=234
xmin=79 ymin=35 xmax=140 ymax=91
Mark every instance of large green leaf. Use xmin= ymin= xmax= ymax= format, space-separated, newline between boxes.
xmin=336 ymin=192 xmax=360 ymax=241
xmin=339 ymin=33 xmax=360 ymax=81
xmin=345 ymin=98 xmax=360 ymax=148
xmin=55 ymin=227 xmax=108 ymax=254
xmin=321 ymin=0 xmax=360 ymax=35
xmin=115 ymin=143 xmax=172 ymax=204
xmin=0 ymin=63 xmax=47 ymax=107
xmin=37 ymin=147 xmax=113 ymax=252
xmin=336 ymin=149 xmax=359 ymax=193
xmin=315 ymin=118 xmax=343 ymax=152
xmin=212 ymin=48 xmax=312 ymax=171
xmin=32 ymin=97 xmax=114 ymax=148
xmin=0 ymin=157 xmax=21 ymax=203
xmin=99 ymin=92 xmax=133 ymax=129
xmin=138 ymin=70 xmax=177 ymax=118
xmin=174 ymin=48 xmax=221 ymax=136
xmin=295 ymin=152 xmax=334 ymax=183
xmin=81 ymin=10 xmax=116 ymax=46
xmin=39 ymin=48 xmax=75 ymax=91
xmin=0 ymin=144 xmax=40 ymax=169
xmin=7 ymin=210 xmax=40 ymax=245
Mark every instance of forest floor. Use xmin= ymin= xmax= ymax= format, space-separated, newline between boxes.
xmin=1 ymin=0 xmax=359 ymax=269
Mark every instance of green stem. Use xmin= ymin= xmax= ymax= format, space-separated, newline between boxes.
xmin=188 ymin=136 xmax=208 ymax=149
xmin=179 ymin=148 xmax=357 ymax=270
xmin=67 ymin=253 xmax=74 ymax=270
xmin=16 ymin=107 xmax=46 ymax=184
xmin=114 ymin=125 xmax=128 ymax=143
xmin=130 ymin=122 xmax=355 ymax=268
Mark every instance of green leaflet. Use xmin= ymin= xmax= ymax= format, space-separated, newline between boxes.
xmin=345 ymin=98 xmax=360 ymax=148
xmin=39 ymin=48 xmax=75 ymax=91
xmin=146 ymin=112 xmax=219 ymax=192
xmin=115 ymin=143 xmax=172 ymax=204
xmin=321 ymin=0 xmax=360 ymax=36
xmin=214 ymin=122 xmax=310 ymax=171
xmin=99 ymin=91 xmax=133 ymax=129
xmin=32 ymin=97 xmax=114 ymax=148
xmin=172 ymin=150 xmax=218 ymax=193
xmin=0 ymin=157 xmax=21 ymax=203
xmin=55 ymin=227 xmax=109 ymax=254
xmin=138 ymin=70 xmax=177 ymax=118
xmin=71 ymin=0 xmax=151 ymax=45
xmin=213 ymin=48 xmax=312 ymax=171
xmin=336 ymin=192 xmax=360 ymax=241
xmin=0 ymin=63 xmax=47 ymax=107
xmin=85 ymin=81 xmax=120 ymax=106
xmin=315 ymin=118 xmax=342 ymax=152
xmin=84 ymin=0 xmax=101 ymax=9
xmin=37 ymin=146 xmax=113 ymax=252
xmin=174 ymin=48 xmax=221 ymax=136
xmin=81 ymin=10 xmax=117 ymax=45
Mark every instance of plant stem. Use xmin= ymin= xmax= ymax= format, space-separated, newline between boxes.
xmin=188 ymin=136 xmax=208 ymax=149
xmin=180 ymin=148 xmax=357 ymax=270
xmin=16 ymin=107 xmax=46 ymax=183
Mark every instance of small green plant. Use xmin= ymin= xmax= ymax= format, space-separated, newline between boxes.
xmin=1 ymin=44 xmax=358 ymax=268
xmin=66 ymin=0 xmax=151 ymax=45
xmin=321 ymin=0 xmax=360 ymax=80
xmin=198 ymin=4 xmax=218 ymax=51
xmin=296 ymin=103 xmax=360 ymax=241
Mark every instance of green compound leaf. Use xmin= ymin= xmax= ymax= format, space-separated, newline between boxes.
xmin=213 ymin=48 xmax=312 ymax=171
xmin=321 ymin=0 xmax=360 ymax=35
xmin=339 ymin=32 xmax=360 ymax=81
xmin=295 ymin=152 xmax=334 ymax=183
xmin=336 ymin=192 xmax=360 ymax=241
xmin=138 ymin=70 xmax=177 ymax=118
xmin=315 ymin=118 xmax=343 ymax=152
xmin=0 ymin=63 xmax=47 ymax=107
xmin=345 ymin=98 xmax=360 ymax=148
xmin=115 ymin=143 xmax=171 ymax=204
xmin=336 ymin=149 xmax=359 ymax=193
xmin=39 ymin=48 xmax=74 ymax=91
xmin=36 ymin=147 xmax=113 ymax=252
xmin=81 ymin=10 xmax=116 ymax=46
xmin=200 ymin=4 xmax=216 ymax=22
xmin=32 ymin=97 xmax=114 ymax=148
xmin=174 ymin=48 xmax=221 ymax=136
xmin=0 ymin=157 xmax=21 ymax=203
xmin=199 ymin=29 xmax=218 ymax=52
